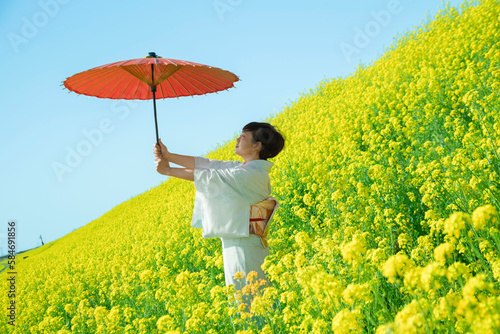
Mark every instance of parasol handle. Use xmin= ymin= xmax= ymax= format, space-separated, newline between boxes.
xmin=150 ymin=61 xmax=160 ymax=150
xmin=151 ymin=85 xmax=159 ymax=148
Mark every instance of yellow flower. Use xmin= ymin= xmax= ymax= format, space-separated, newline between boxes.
xmin=383 ymin=253 xmax=412 ymax=283
xmin=433 ymin=291 xmax=460 ymax=321
xmin=312 ymin=319 xmax=328 ymax=334
xmin=64 ymin=303 xmax=76 ymax=315
xmin=456 ymin=274 xmax=495 ymax=321
xmin=175 ymin=271 xmax=190 ymax=285
xmin=462 ymin=274 xmax=493 ymax=300
xmin=139 ymin=269 xmax=153 ymax=284
xmin=446 ymin=262 xmax=470 ymax=282
xmin=375 ymin=323 xmax=395 ymax=334
xmin=246 ymin=270 xmax=258 ymax=283
xmin=397 ymin=233 xmax=412 ymax=250
xmin=341 ymin=233 xmax=368 ymax=264
xmin=404 ymin=266 xmax=428 ymax=293
xmin=420 ymin=263 xmax=446 ymax=292
xmin=367 ymin=247 xmax=386 ymax=266
xmin=443 ymin=212 xmax=470 ymax=238
xmin=280 ymin=291 xmax=298 ymax=304
xmin=214 ymin=255 xmax=224 ymax=269
xmin=472 ymin=204 xmax=497 ymax=230
xmin=295 ymin=231 xmax=312 ymax=247
xmin=250 ymin=294 xmax=273 ymax=316
xmin=342 ymin=283 xmax=372 ymax=306
xmin=394 ymin=299 xmax=429 ymax=333
xmin=185 ymin=316 xmax=203 ymax=331
xmin=331 ymin=309 xmax=361 ymax=334
xmin=46 ymin=305 xmax=57 ymax=317
xmin=233 ymin=271 xmax=246 ymax=280
xmin=434 ymin=242 xmax=454 ymax=264
xmin=491 ymin=260 xmax=500 ymax=281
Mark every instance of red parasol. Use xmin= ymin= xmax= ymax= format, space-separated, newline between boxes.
xmin=63 ymin=52 xmax=239 ymax=145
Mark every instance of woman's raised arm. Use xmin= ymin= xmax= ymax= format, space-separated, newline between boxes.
xmin=155 ymin=138 xmax=195 ymax=168
xmin=154 ymin=144 xmax=194 ymax=181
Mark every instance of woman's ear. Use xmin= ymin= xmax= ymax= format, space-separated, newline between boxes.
xmin=254 ymin=141 xmax=262 ymax=152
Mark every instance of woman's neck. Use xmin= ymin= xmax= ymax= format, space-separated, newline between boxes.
xmin=240 ymin=151 xmax=260 ymax=164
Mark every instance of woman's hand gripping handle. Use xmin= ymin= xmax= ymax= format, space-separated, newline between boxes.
xmin=154 ymin=138 xmax=170 ymax=175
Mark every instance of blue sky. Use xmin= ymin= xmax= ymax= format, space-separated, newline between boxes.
xmin=0 ymin=0 xmax=462 ymax=253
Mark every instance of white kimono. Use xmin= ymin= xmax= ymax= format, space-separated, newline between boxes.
xmin=191 ymin=156 xmax=274 ymax=296
xmin=191 ymin=157 xmax=273 ymax=238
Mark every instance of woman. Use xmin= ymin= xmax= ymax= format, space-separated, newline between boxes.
xmin=153 ymin=122 xmax=285 ymax=306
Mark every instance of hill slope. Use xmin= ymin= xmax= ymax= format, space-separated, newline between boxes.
xmin=3 ymin=0 xmax=500 ymax=333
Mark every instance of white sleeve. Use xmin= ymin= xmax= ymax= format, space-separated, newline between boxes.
xmin=194 ymin=156 xmax=242 ymax=170
xmin=194 ymin=165 xmax=270 ymax=204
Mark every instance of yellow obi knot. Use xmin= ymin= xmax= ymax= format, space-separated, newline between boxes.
xmin=249 ymin=197 xmax=279 ymax=248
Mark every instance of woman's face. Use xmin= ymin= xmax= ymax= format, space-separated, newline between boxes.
xmin=235 ymin=130 xmax=260 ymax=157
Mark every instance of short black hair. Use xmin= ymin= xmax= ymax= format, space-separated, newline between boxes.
xmin=242 ymin=122 xmax=285 ymax=160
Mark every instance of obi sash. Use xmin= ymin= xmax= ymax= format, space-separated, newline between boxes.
xmin=249 ymin=196 xmax=279 ymax=248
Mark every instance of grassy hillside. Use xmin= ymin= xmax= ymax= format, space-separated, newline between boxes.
xmin=3 ymin=0 xmax=500 ymax=332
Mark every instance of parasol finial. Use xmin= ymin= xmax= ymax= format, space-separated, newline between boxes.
xmin=147 ymin=52 xmax=161 ymax=58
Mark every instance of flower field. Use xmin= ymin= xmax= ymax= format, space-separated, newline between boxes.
xmin=3 ymin=0 xmax=500 ymax=332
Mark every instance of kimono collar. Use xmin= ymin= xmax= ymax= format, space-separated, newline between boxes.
xmin=242 ymin=159 xmax=274 ymax=172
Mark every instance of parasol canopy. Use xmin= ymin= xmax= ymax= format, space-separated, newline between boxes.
xmin=63 ymin=52 xmax=240 ymax=144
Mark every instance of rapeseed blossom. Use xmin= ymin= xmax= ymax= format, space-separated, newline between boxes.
xmin=472 ymin=204 xmax=497 ymax=230
xmin=443 ymin=212 xmax=469 ymax=239
xmin=434 ymin=242 xmax=455 ymax=264
xmin=331 ymin=309 xmax=361 ymax=334
xmin=394 ymin=299 xmax=429 ymax=333
xmin=383 ymin=253 xmax=412 ymax=283
xmin=341 ymin=233 xmax=368 ymax=264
